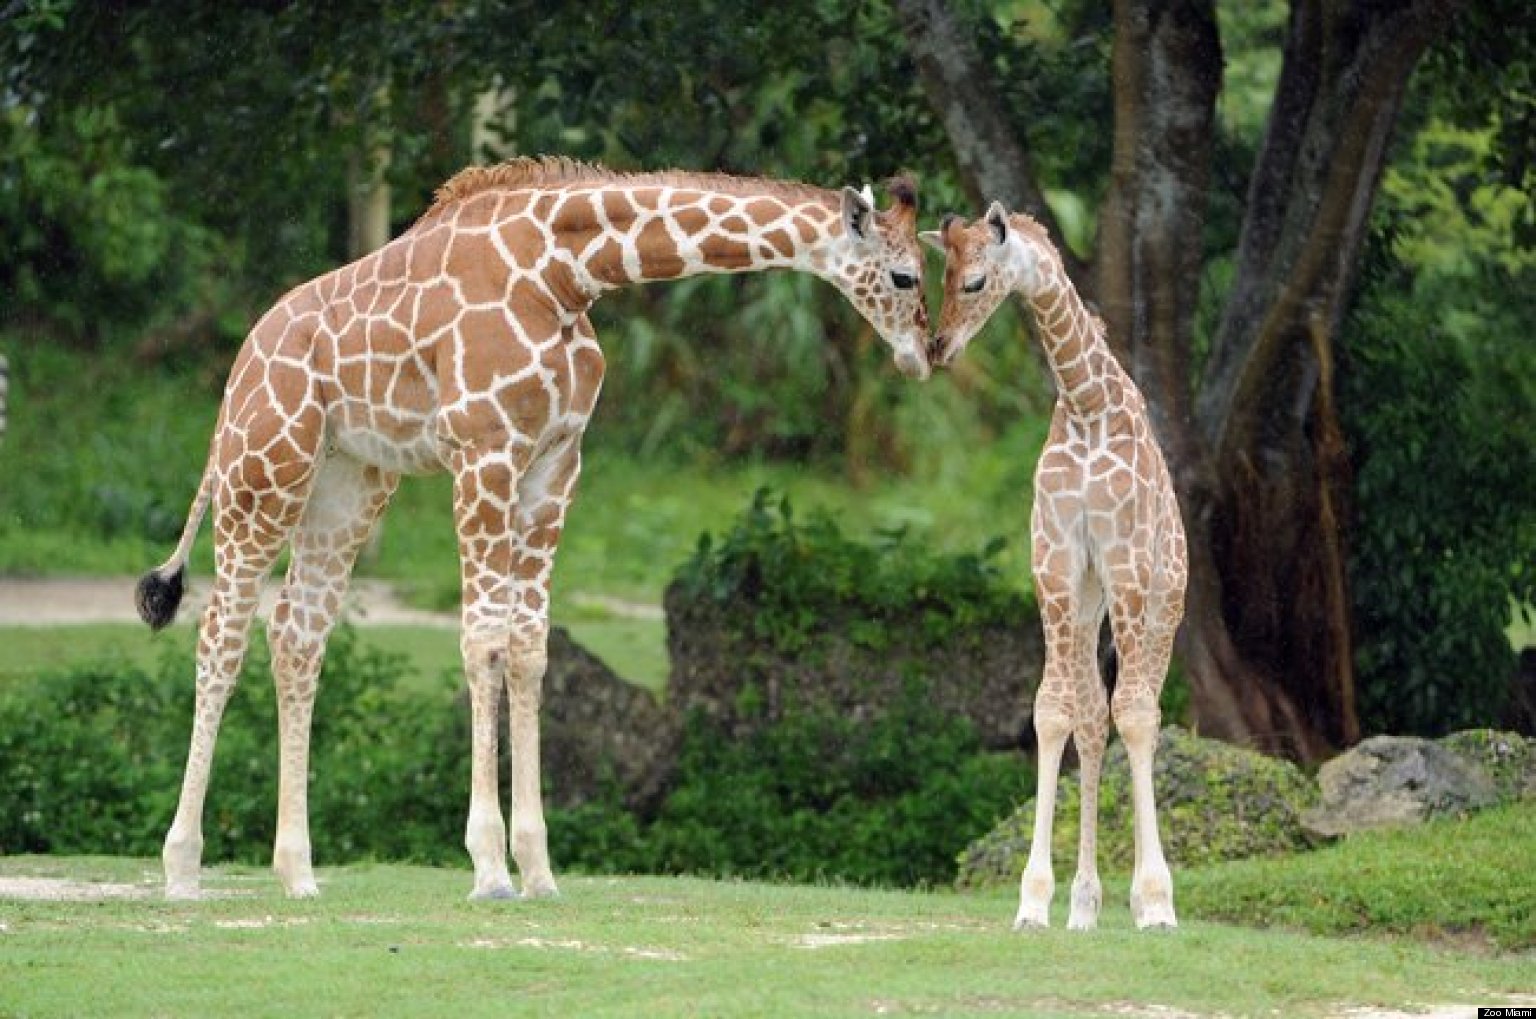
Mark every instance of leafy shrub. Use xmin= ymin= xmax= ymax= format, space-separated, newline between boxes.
xmin=630 ymin=691 xmax=1027 ymax=887
xmin=0 ymin=106 xmax=225 ymax=344
xmin=0 ymin=628 xmax=465 ymax=864
xmin=1 ymin=626 xmax=1027 ymax=889
xmin=1342 ymin=280 xmax=1536 ymax=735
xmin=674 ymin=488 xmax=1029 ymax=654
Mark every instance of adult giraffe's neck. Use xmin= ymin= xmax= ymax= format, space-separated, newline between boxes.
xmin=546 ymin=184 xmax=843 ymax=301
xmin=1026 ymin=266 xmax=1122 ymax=419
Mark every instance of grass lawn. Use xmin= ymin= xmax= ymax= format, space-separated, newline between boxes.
xmin=1 ymin=854 xmax=1531 ymax=1019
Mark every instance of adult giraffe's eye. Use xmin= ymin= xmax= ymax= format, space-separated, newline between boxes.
xmin=961 ymin=276 xmax=986 ymax=294
xmin=890 ymin=270 xmax=917 ymax=290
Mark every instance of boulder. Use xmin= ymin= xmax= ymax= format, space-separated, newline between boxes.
xmin=957 ymin=726 xmax=1318 ymax=890
xmin=455 ymin=626 xmax=679 ymax=812
xmin=1302 ymin=730 xmax=1533 ymax=838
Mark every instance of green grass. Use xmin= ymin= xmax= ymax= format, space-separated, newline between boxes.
xmin=1180 ymin=802 xmax=1536 ymax=951
xmin=1 ymin=855 xmax=1530 ymax=1019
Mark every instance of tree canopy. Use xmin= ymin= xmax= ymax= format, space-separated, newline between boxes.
xmin=2 ymin=0 xmax=1530 ymax=752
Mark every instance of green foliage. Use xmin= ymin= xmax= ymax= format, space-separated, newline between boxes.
xmin=0 ymin=106 xmax=226 ymax=343
xmin=629 ymin=695 xmax=1027 ymax=888
xmin=1 ymin=628 xmax=1026 ymax=888
xmin=1180 ymin=802 xmax=1536 ymax=951
xmin=0 ymin=628 xmax=463 ymax=864
xmin=0 ymin=343 xmax=220 ymax=556
xmin=674 ymin=489 xmax=1029 ymax=653
xmin=1342 ymin=243 xmax=1536 ymax=735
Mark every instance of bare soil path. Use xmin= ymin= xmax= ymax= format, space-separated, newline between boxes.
xmin=0 ymin=576 xmax=456 ymax=628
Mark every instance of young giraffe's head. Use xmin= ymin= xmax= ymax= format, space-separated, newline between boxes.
xmin=828 ymin=175 xmax=931 ymax=380
xmin=921 ymin=200 xmax=1058 ymax=368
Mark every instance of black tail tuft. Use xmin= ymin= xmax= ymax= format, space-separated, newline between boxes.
xmin=136 ymin=567 xmax=186 ymax=631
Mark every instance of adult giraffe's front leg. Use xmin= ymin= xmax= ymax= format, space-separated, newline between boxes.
xmin=449 ymin=432 xmax=532 ymax=901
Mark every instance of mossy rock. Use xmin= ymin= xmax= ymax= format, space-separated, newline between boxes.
xmin=956 ymin=726 xmax=1319 ymax=890
xmin=1438 ymin=729 xmax=1536 ymax=804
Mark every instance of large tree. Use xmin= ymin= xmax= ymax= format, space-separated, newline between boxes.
xmin=896 ymin=0 xmax=1464 ymax=758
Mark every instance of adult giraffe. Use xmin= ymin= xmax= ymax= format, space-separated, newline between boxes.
xmin=137 ymin=156 xmax=929 ymax=901
xmin=925 ymin=203 xmax=1186 ymax=930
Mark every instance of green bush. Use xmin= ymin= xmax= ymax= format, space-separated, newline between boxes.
xmin=674 ymin=488 xmax=1029 ymax=654
xmin=1342 ymin=278 xmax=1536 ymax=735
xmin=0 ymin=629 xmax=465 ymax=864
xmin=2 ymin=627 xmax=1027 ymax=888
xmin=631 ymin=692 xmax=1026 ymax=887
xmin=0 ymin=106 xmax=226 ymax=344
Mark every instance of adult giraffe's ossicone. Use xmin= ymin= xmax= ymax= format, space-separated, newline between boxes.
xmin=137 ymin=156 xmax=929 ymax=901
xmin=924 ymin=202 xmax=1187 ymax=930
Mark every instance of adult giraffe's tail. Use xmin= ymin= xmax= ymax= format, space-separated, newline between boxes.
xmin=136 ymin=460 xmax=215 ymax=631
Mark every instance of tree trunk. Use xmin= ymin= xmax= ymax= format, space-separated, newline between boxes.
xmin=898 ymin=0 xmax=1459 ymax=759
xmin=345 ymin=86 xmax=393 ymax=262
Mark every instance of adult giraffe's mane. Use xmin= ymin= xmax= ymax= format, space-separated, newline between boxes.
xmin=419 ymin=155 xmax=846 ymax=225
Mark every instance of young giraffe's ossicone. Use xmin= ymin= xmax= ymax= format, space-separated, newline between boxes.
xmin=137 ymin=156 xmax=929 ymax=901
xmin=923 ymin=201 xmax=1188 ymax=930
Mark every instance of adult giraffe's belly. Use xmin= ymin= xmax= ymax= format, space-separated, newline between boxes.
xmin=326 ymin=371 xmax=446 ymax=476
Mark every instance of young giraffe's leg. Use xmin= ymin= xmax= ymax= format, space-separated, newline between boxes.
xmin=1067 ymin=592 xmax=1110 ymax=931
xmin=267 ymin=452 xmax=399 ymax=898
xmin=1015 ymin=575 xmax=1082 ymax=930
xmin=163 ymin=470 xmax=310 ymax=899
xmin=1107 ymin=562 xmax=1182 ymax=930
xmin=503 ymin=429 xmax=586 ymax=899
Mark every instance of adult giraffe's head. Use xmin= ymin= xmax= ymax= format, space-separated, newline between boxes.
xmin=826 ymin=175 xmax=931 ymax=381
xmin=921 ymin=200 xmax=1057 ymax=369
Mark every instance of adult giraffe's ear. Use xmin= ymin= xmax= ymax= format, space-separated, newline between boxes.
xmin=985 ymin=201 xmax=1010 ymax=246
xmin=918 ymin=231 xmax=945 ymax=254
xmin=841 ymin=186 xmax=875 ymax=242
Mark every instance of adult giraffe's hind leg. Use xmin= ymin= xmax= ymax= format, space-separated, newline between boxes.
xmin=267 ymin=453 xmax=399 ymax=898
xmin=163 ymin=472 xmax=307 ymax=899
xmin=503 ymin=430 xmax=587 ymax=899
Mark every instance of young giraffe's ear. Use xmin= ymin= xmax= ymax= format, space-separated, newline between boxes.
xmin=918 ymin=231 xmax=945 ymax=254
xmin=985 ymin=201 xmax=1010 ymax=246
xmin=841 ymin=187 xmax=874 ymax=242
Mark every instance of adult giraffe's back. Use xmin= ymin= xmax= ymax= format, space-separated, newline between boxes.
xmin=137 ymin=156 xmax=929 ymax=900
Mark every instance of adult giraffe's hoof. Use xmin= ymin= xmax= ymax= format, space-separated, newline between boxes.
xmin=164 ymin=881 xmax=202 ymax=901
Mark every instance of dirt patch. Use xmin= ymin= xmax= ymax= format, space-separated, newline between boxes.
xmin=0 ymin=876 xmax=153 ymax=901
xmin=0 ymin=576 xmax=456 ymax=628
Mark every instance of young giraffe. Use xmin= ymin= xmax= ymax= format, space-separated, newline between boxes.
xmin=137 ymin=156 xmax=929 ymax=902
xmin=923 ymin=202 xmax=1187 ymax=930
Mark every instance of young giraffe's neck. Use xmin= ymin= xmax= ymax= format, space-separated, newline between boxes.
xmin=1025 ymin=261 xmax=1122 ymax=419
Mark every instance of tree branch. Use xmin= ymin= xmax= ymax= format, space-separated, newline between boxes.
xmin=891 ymin=0 xmax=1088 ymax=289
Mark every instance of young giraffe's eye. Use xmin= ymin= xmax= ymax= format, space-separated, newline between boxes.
xmin=890 ymin=270 xmax=918 ymax=291
xmin=961 ymin=276 xmax=986 ymax=294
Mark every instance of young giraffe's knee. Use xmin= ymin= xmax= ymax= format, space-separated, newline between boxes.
xmin=1112 ymin=685 xmax=1161 ymax=747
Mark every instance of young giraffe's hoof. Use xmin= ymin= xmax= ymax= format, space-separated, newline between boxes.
xmin=520 ymin=876 xmax=561 ymax=900
xmin=468 ymin=883 xmax=519 ymax=901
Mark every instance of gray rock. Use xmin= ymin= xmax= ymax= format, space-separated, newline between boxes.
xmin=1302 ymin=735 xmax=1500 ymax=838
